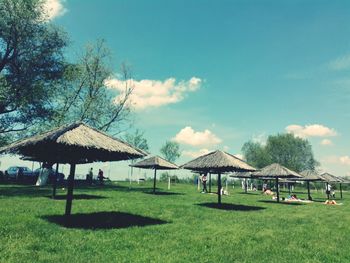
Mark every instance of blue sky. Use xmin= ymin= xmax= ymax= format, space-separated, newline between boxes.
xmin=4 ymin=0 xmax=350 ymax=179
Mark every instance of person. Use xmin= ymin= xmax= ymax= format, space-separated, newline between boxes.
xmin=87 ymin=167 xmax=93 ymax=185
xmin=16 ymin=167 xmax=24 ymax=182
xmin=262 ymin=182 xmax=267 ymax=192
xmin=201 ymin=173 xmax=208 ymax=193
xmin=326 ymin=184 xmax=331 ymax=197
xmin=98 ymin=169 xmax=105 ymax=185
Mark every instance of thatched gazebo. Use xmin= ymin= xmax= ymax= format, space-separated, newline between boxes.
xmin=252 ymin=163 xmax=302 ymax=202
xmin=0 ymin=122 xmax=146 ymax=216
xmin=130 ymin=156 xmax=179 ymax=194
xmin=296 ymin=170 xmax=326 ymax=200
xmin=320 ymin=172 xmax=347 ymax=199
xmin=181 ymin=150 xmax=256 ymax=204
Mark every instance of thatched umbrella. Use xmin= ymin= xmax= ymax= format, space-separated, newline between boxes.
xmin=295 ymin=170 xmax=326 ymax=200
xmin=0 ymin=122 xmax=146 ymax=216
xmin=130 ymin=156 xmax=178 ymax=194
xmin=181 ymin=150 xmax=256 ymax=204
xmin=320 ymin=172 xmax=346 ymax=199
xmin=230 ymin=172 xmax=252 ymax=193
xmin=252 ymin=163 xmax=302 ymax=202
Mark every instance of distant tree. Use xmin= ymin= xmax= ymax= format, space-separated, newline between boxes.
xmin=123 ymin=129 xmax=149 ymax=183
xmin=242 ymin=133 xmax=319 ymax=172
xmin=241 ymin=141 xmax=271 ymax=169
xmin=52 ymin=40 xmax=133 ymax=134
xmin=0 ymin=0 xmax=67 ymax=142
xmin=123 ymin=129 xmax=149 ymax=152
xmin=160 ymin=141 xmax=180 ymax=163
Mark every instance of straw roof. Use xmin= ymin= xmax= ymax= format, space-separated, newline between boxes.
xmin=180 ymin=150 xmax=256 ymax=173
xmin=296 ymin=170 xmax=326 ymax=182
xmin=131 ymin=156 xmax=178 ymax=170
xmin=252 ymin=163 xmax=302 ymax=179
xmin=230 ymin=171 xmax=253 ymax=178
xmin=320 ymin=172 xmax=343 ymax=183
xmin=0 ymin=122 xmax=146 ymax=164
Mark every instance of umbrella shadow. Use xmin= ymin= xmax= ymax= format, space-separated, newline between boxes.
xmin=258 ymin=200 xmax=305 ymax=206
xmin=46 ymin=194 xmax=108 ymax=200
xmin=0 ymin=185 xmax=51 ymax=198
xmin=196 ymin=202 xmax=266 ymax=211
xmin=42 ymin=211 xmax=168 ymax=230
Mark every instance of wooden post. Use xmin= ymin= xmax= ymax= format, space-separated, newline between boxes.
xmin=288 ymin=183 xmax=291 ymax=195
xmin=209 ymin=173 xmax=212 ymax=193
xmin=65 ymin=163 xmax=76 ymax=216
xmin=276 ymin=178 xmax=279 ymax=203
xmin=168 ymin=175 xmax=171 ymax=190
xmin=52 ymin=163 xmax=59 ymax=199
xmin=197 ymin=175 xmax=200 ymax=191
xmin=153 ymin=168 xmax=157 ymax=194
xmin=307 ymin=181 xmax=311 ymax=200
xmin=244 ymin=178 xmax=248 ymax=193
xmin=340 ymin=183 xmax=343 ymax=199
xmin=218 ymin=172 xmax=222 ymax=204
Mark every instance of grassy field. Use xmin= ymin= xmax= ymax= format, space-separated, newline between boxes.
xmin=0 ymin=181 xmax=349 ymax=263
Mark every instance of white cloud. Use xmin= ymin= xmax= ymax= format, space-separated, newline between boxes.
xmin=252 ymin=133 xmax=267 ymax=145
xmin=105 ymin=77 xmax=201 ymax=110
xmin=340 ymin=156 xmax=350 ymax=165
xmin=320 ymin=139 xmax=333 ymax=146
xmin=173 ymin=126 xmax=222 ymax=147
xmin=323 ymin=155 xmax=350 ymax=166
xmin=182 ymin=149 xmax=211 ymax=159
xmin=285 ymin=124 xmax=337 ymax=138
xmin=329 ymin=54 xmax=350 ymax=71
xmin=43 ymin=0 xmax=67 ymax=20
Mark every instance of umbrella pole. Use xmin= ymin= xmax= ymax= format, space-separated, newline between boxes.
xmin=52 ymin=163 xmax=59 ymax=199
xmin=307 ymin=181 xmax=311 ymax=200
xmin=288 ymin=183 xmax=291 ymax=195
xmin=276 ymin=178 xmax=279 ymax=203
xmin=340 ymin=183 xmax=343 ymax=199
xmin=153 ymin=168 xmax=157 ymax=194
xmin=218 ymin=172 xmax=222 ymax=204
xmin=65 ymin=163 xmax=76 ymax=216
xmin=209 ymin=173 xmax=212 ymax=193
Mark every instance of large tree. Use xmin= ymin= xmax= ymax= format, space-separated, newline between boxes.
xmin=0 ymin=0 xmax=67 ymax=141
xmin=52 ymin=40 xmax=133 ymax=134
xmin=242 ymin=133 xmax=319 ymax=172
xmin=160 ymin=141 xmax=180 ymax=163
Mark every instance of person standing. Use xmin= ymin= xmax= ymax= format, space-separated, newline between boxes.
xmin=98 ymin=169 xmax=105 ymax=185
xmin=201 ymin=173 xmax=208 ymax=193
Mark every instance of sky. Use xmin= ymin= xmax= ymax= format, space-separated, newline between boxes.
xmin=3 ymin=0 xmax=350 ymax=180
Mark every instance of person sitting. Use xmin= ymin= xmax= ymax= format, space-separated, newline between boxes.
xmin=264 ymin=189 xmax=274 ymax=196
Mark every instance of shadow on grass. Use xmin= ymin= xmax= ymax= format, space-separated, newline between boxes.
xmin=237 ymin=192 xmax=259 ymax=195
xmin=143 ymin=191 xmax=184 ymax=196
xmin=46 ymin=194 xmax=107 ymax=200
xmin=0 ymin=185 xmax=51 ymax=197
xmin=197 ymin=202 xmax=266 ymax=211
xmin=258 ymin=200 xmax=305 ymax=206
xmin=42 ymin=211 xmax=168 ymax=230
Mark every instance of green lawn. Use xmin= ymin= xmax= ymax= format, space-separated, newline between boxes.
xmin=0 ymin=181 xmax=349 ymax=263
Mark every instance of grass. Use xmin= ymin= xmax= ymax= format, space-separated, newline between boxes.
xmin=0 ymin=181 xmax=350 ymax=263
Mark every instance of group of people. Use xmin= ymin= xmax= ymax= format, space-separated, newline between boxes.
xmin=86 ymin=168 xmax=107 ymax=185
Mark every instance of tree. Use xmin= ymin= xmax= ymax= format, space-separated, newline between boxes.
xmin=160 ymin=141 xmax=180 ymax=163
xmin=0 ymin=0 xmax=67 ymax=141
xmin=52 ymin=40 xmax=133 ymax=134
xmin=123 ymin=129 xmax=149 ymax=153
xmin=242 ymin=133 xmax=319 ymax=172
xmin=241 ymin=141 xmax=271 ymax=169
xmin=123 ymin=129 xmax=149 ymax=183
